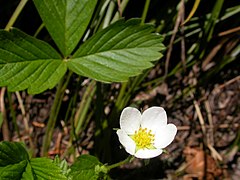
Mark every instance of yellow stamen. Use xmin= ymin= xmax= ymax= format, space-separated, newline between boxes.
xmin=132 ymin=127 xmax=155 ymax=150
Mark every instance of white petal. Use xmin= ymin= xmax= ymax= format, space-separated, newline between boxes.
xmin=141 ymin=107 xmax=167 ymax=132
xmin=134 ymin=148 xmax=163 ymax=159
xmin=117 ymin=129 xmax=136 ymax=155
xmin=120 ymin=107 xmax=141 ymax=134
xmin=154 ymin=124 xmax=177 ymax=149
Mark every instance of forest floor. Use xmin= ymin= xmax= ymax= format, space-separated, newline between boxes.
xmin=3 ymin=63 xmax=240 ymax=180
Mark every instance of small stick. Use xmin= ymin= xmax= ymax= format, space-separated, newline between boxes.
xmin=204 ymin=100 xmax=214 ymax=145
xmin=193 ymin=99 xmax=206 ymax=135
xmin=117 ymin=0 xmax=122 ymax=17
xmin=0 ymin=88 xmax=10 ymax=140
xmin=213 ymin=75 xmax=240 ymax=92
xmin=164 ymin=0 xmax=184 ymax=77
xmin=218 ymin=26 xmax=240 ymax=36
xmin=180 ymin=0 xmax=186 ymax=72
xmin=207 ymin=144 xmax=223 ymax=161
xmin=15 ymin=92 xmax=34 ymax=150
xmin=15 ymin=92 xmax=29 ymax=133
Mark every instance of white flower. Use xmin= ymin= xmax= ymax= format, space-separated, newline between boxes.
xmin=116 ymin=107 xmax=177 ymax=159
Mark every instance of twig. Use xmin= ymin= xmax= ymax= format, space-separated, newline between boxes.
xmin=15 ymin=92 xmax=34 ymax=150
xmin=2 ymin=0 xmax=30 ymax=143
xmin=218 ymin=26 xmax=240 ymax=36
xmin=117 ymin=0 xmax=122 ymax=17
xmin=164 ymin=0 xmax=184 ymax=77
xmin=204 ymin=100 xmax=214 ymax=145
xmin=202 ymin=39 xmax=228 ymax=71
xmin=207 ymin=144 xmax=223 ymax=161
xmin=112 ymin=0 xmax=129 ymax=22
xmin=180 ymin=0 xmax=186 ymax=72
xmin=54 ymin=132 xmax=63 ymax=156
xmin=7 ymin=91 xmax=20 ymax=139
xmin=213 ymin=75 xmax=240 ymax=92
xmin=193 ymin=98 xmax=206 ymax=136
xmin=48 ymin=133 xmax=64 ymax=156
xmin=0 ymin=88 xmax=10 ymax=140
xmin=204 ymin=100 xmax=223 ymax=161
xmin=15 ymin=92 xmax=29 ymax=132
xmin=192 ymin=96 xmax=209 ymax=179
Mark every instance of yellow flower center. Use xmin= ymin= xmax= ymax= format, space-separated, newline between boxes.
xmin=132 ymin=127 xmax=155 ymax=150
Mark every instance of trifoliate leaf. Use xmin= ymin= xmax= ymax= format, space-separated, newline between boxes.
xmin=68 ymin=18 xmax=165 ymax=82
xmin=0 ymin=19 xmax=165 ymax=94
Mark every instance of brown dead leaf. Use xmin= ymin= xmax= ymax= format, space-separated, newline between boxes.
xmin=183 ymin=147 xmax=222 ymax=180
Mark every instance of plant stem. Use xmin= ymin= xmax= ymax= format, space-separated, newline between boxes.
xmin=5 ymin=0 xmax=29 ymax=31
xmin=115 ymin=82 xmax=127 ymax=108
xmin=42 ymin=71 xmax=72 ymax=156
xmin=107 ymin=156 xmax=134 ymax=170
xmin=7 ymin=92 xmax=20 ymax=138
xmin=141 ymin=0 xmax=151 ymax=24
xmin=34 ymin=23 xmax=45 ymax=37
xmin=74 ymin=80 xmax=96 ymax=135
xmin=0 ymin=88 xmax=10 ymax=141
xmin=103 ymin=0 xmax=115 ymax=28
xmin=2 ymin=0 xmax=29 ymax=141
xmin=112 ymin=0 xmax=130 ymax=22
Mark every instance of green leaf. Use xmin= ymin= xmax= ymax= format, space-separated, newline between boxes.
xmin=0 ymin=112 xmax=3 ymax=128
xmin=0 ymin=19 xmax=165 ymax=93
xmin=30 ymin=158 xmax=67 ymax=180
xmin=53 ymin=156 xmax=70 ymax=176
xmin=0 ymin=142 xmax=67 ymax=179
xmin=69 ymin=155 xmax=104 ymax=180
xmin=21 ymin=162 xmax=34 ymax=180
xmin=0 ymin=141 xmax=29 ymax=180
xmin=0 ymin=28 xmax=67 ymax=94
xmin=68 ymin=19 xmax=165 ymax=82
xmin=0 ymin=160 xmax=28 ymax=180
xmin=33 ymin=0 xmax=98 ymax=56
xmin=0 ymin=141 xmax=29 ymax=166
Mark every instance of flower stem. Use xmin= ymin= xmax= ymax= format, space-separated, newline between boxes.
xmin=106 ymin=156 xmax=134 ymax=170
